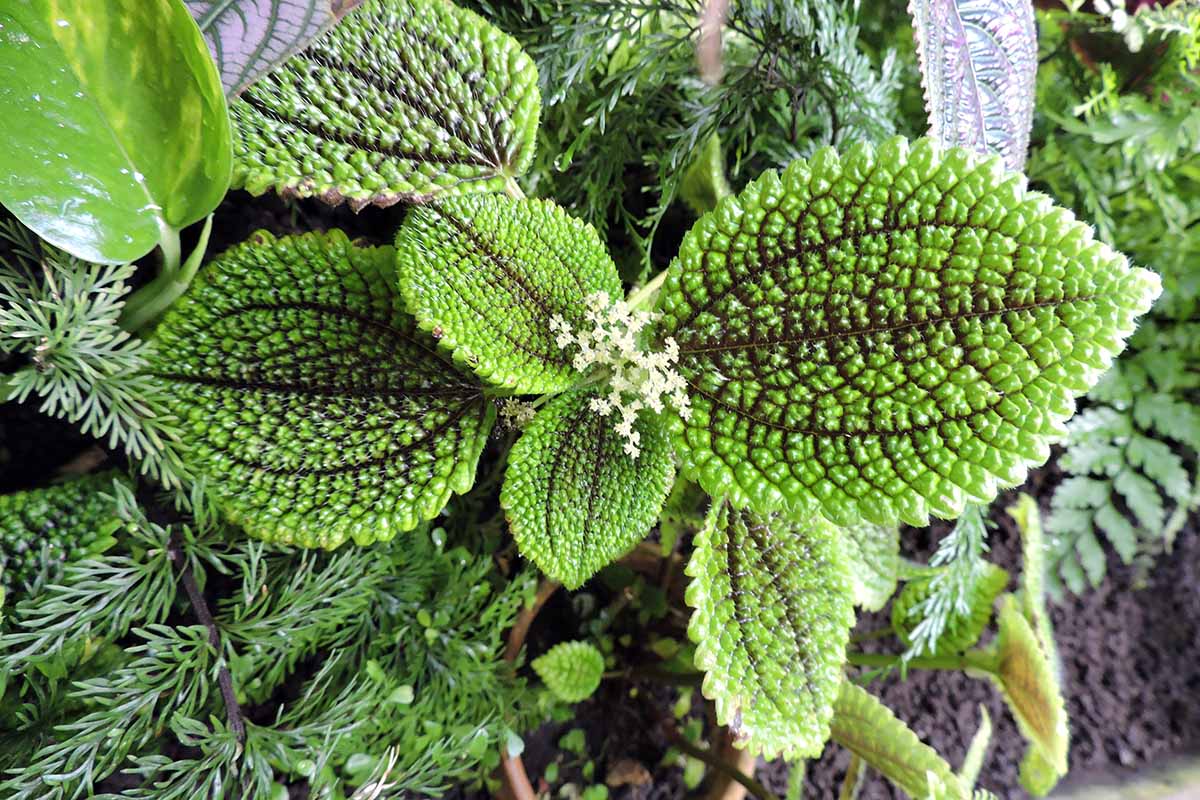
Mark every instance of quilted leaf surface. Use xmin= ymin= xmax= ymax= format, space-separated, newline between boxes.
xmin=501 ymin=391 xmax=674 ymax=589
xmin=231 ymin=0 xmax=540 ymax=207
xmin=656 ymin=137 xmax=1160 ymax=527
xmin=685 ymin=500 xmax=854 ymax=758
xmin=396 ymin=194 xmax=623 ymax=393
xmin=151 ymin=230 xmax=493 ymax=548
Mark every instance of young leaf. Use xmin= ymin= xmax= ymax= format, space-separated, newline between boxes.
xmin=532 ymin=641 xmax=605 ymax=703
xmin=829 ymin=680 xmax=969 ymax=800
xmin=0 ymin=0 xmax=232 ymax=263
xmin=841 ymin=521 xmax=901 ymax=611
xmin=1008 ymin=493 xmax=1059 ymax=672
xmin=684 ymin=501 xmax=855 ymax=759
xmin=187 ymin=0 xmax=361 ymax=97
xmin=150 ymin=230 xmax=494 ymax=549
xmin=231 ymin=0 xmax=540 ymax=208
xmin=991 ymin=594 xmax=1069 ymax=796
xmin=500 ymin=391 xmax=674 ymax=589
xmin=892 ymin=562 xmax=1009 ymax=656
xmin=909 ymin=0 xmax=1038 ymax=171
xmin=656 ymin=137 xmax=1161 ymax=527
xmin=958 ymin=705 xmax=992 ymax=790
xmin=396 ymin=194 xmax=623 ymax=393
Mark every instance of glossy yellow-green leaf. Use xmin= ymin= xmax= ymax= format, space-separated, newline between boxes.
xmin=830 ymin=680 xmax=970 ymax=800
xmin=992 ymin=594 xmax=1069 ymax=796
xmin=892 ymin=562 xmax=1009 ymax=655
xmin=501 ymin=391 xmax=674 ymax=589
xmin=685 ymin=501 xmax=854 ymax=759
xmin=396 ymin=194 xmax=623 ymax=393
xmin=231 ymin=0 xmax=540 ymax=208
xmin=841 ymin=520 xmax=900 ymax=611
xmin=532 ymin=640 xmax=605 ymax=703
xmin=150 ymin=230 xmax=493 ymax=549
xmin=656 ymin=137 xmax=1160 ymax=527
xmin=0 ymin=0 xmax=231 ymax=263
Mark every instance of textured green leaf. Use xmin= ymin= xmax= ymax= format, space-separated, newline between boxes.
xmin=841 ymin=520 xmax=900 ymax=611
xmin=656 ymin=137 xmax=1161 ymax=526
xmin=501 ymin=391 xmax=674 ymax=589
xmin=684 ymin=501 xmax=854 ymax=759
xmin=830 ymin=680 xmax=969 ymax=800
xmin=1007 ymin=493 xmax=1058 ymax=673
xmin=396 ymin=194 xmax=623 ymax=393
xmin=231 ymin=0 xmax=540 ymax=208
xmin=187 ymin=0 xmax=359 ymax=97
xmin=0 ymin=472 xmax=126 ymax=600
xmin=150 ymin=230 xmax=493 ymax=549
xmin=892 ymin=562 xmax=1008 ymax=655
xmin=0 ymin=0 xmax=231 ymax=263
xmin=532 ymin=640 xmax=605 ymax=703
xmin=992 ymin=594 xmax=1069 ymax=796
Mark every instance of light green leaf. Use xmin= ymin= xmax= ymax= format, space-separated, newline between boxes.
xmin=684 ymin=501 xmax=855 ymax=759
xmin=0 ymin=0 xmax=231 ymax=264
xmin=830 ymin=680 xmax=969 ymax=800
xmin=532 ymin=641 xmax=605 ymax=703
xmin=397 ymin=194 xmax=623 ymax=393
xmin=958 ymin=705 xmax=992 ymax=790
xmin=841 ymin=520 xmax=900 ymax=611
xmin=992 ymin=595 xmax=1069 ymax=796
xmin=150 ymin=230 xmax=493 ymax=549
xmin=656 ymin=137 xmax=1161 ymax=526
xmin=231 ymin=0 xmax=540 ymax=208
xmin=187 ymin=0 xmax=359 ymax=97
xmin=1008 ymin=493 xmax=1059 ymax=673
xmin=501 ymin=391 xmax=674 ymax=589
xmin=892 ymin=562 xmax=1009 ymax=656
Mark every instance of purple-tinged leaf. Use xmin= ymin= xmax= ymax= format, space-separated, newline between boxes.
xmin=909 ymin=0 xmax=1038 ymax=171
xmin=187 ymin=0 xmax=364 ymax=97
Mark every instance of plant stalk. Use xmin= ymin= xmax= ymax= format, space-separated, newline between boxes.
xmin=120 ymin=215 xmax=213 ymax=333
xmin=663 ymin=722 xmax=781 ymax=800
xmin=627 ymin=268 xmax=669 ymax=311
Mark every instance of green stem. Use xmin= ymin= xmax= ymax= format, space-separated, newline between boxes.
xmin=626 ymin=268 xmax=668 ymax=311
xmin=505 ymin=176 xmax=526 ymax=200
xmin=846 ymin=649 xmax=996 ymax=674
xmin=120 ymin=215 xmax=213 ymax=333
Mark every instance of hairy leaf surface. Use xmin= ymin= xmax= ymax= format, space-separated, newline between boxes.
xmin=842 ymin=520 xmax=900 ymax=611
xmin=151 ymin=230 xmax=493 ymax=549
xmin=909 ymin=0 xmax=1038 ymax=171
xmin=532 ymin=640 xmax=605 ymax=703
xmin=187 ymin=0 xmax=361 ymax=97
xmin=231 ymin=0 xmax=540 ymax=208
xmin=397 ymin=194 xmax=623 ymax=393
xmin=992 ymin=595 xmax=1069 ymax=796
xmin=656 ymin=138 xmax=1160 ymax=527
xmin=830 ymin=681 xmax=969 ymax=800
xmin=685 ymin=501 xmax=854 ymax=758
xmin=501 ymin=391 xmax=674 ymax=589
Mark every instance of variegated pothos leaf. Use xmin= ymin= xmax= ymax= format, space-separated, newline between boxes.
xmin=685 ymin=501 xmax=854 ymax=759
xmin=396 ymin=194 xmax=623 ymax=393
xmin=909 ymin=0 xmax=1038 ymax=171
xmin=501 ymin=391 xmax=674 ymax=589
xmin=231 ymin=0 xmax=540 ymax=208
xmin=656 ymin=137 xmax=1160 ymax=528
xmin=150 ymin=230 xmax=493 ymax=549
xmin=187 ymin=0 xmax=360 ymax=97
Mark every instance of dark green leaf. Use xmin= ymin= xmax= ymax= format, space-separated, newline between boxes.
xmin=0 ymin=0 xmax=231 ymax=263
xmin=396 ymin=194 xmax=622 ymax=393
xmin=685 ymin=501 xmax=854 ymax=758
xmin=656 ymin=137 xmax=1160 ymax=526
xmin=151 ymin=230 xmax=493 ymax=548
xmin=231 ymin=0 xmax=540 ymax=208
xmin=501 ymin=391 xmax=674 ymax=589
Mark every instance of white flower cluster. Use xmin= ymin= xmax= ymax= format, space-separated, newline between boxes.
xmin=497 ymin=398 xmax=537 ymax=430
xmin=550 ymin=291 xmax=691 ymax=458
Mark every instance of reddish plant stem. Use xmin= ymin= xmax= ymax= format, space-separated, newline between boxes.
xmin=498 ymin=579 xmax=561 ymax=800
